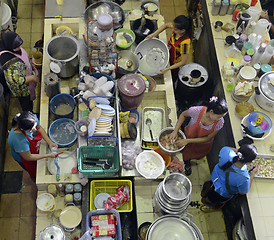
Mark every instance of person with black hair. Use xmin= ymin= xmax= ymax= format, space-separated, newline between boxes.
xmin=0 ymin=31 xmax=39 ymax=111
xmin=169 ymin=96 xmax=228 ymax=175
xmin=8 ymin=111 xmax=58 ymax=179
xmin=201 ymin=144 xmax=258 ymax=208
xmin=146 ymin=15 xmax=192 ymax=81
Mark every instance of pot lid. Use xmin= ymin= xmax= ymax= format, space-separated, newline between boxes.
xmin=259 ymin=71 xmax=274 ymax=101
xmin=59 ymin=206 xmax=82 ymax=229
xmin=147 ymin=215 xmax=197 ymax=240
xmin=118 ymin=74 xmax=146 ymax=96
xmin=178 ymin=63 xmax=208 ymax=87
xmin=40 ymin=224 xmax=65 ymax=240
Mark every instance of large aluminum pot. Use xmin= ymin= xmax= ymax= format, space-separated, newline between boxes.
xmin=45 ymin=35 xmax=80 ymax=78
xmin=255 ymin=71 xmax=274 ymax=112
xmin=39 ymin=224 xmax=65 ymax=240
xmin=157 ymin=127 xmax=186 ymax=156
xmin=84 ymin=1 xmax=125 ymax=29
xmin=134 ymin=38 xmax=169 ymax=76
xmin=146 ymin=215 xmax=204 ymax=240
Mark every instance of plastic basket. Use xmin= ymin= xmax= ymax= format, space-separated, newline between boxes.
xmin=78 ymin=146 xmax=119 ymax=177
xmin=247 ymin=111 xmax=272 ymax=135
xmin=90 ymin=180 xmax=133 ymax=213
xmin=86 ymin=209 xmax=122 ymax=240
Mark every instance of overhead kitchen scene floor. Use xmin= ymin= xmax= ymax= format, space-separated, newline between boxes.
xmin=0 ymin=0 xmax=228 ymax=239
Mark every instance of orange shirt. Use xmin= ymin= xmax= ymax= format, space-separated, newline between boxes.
xmin=169 ymin=33 xmax=191 ymax=64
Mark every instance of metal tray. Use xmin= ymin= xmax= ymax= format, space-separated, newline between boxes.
xmin=141 ymin=107 xmax=165 ymax=144
xmin=248 ymin=154 xmax=274 ymax=179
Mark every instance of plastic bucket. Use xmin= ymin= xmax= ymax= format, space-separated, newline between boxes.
xmin=247 ymin=111 xmax=272 ymax=135
xmin=50 ymin=93 xmax=76 ymax=119
xmin=49 ymin=118 xmax=77 ymax=148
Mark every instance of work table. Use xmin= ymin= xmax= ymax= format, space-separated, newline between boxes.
xmin=204 ymin=0 xmax=274 ymax=239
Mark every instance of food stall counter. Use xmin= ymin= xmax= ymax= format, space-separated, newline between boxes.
xmin=205 ymin=0 xmax=274 ymax=239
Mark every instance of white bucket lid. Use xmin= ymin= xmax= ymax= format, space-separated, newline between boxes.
xmin=1 ymin=3 xmax=12 ymax=27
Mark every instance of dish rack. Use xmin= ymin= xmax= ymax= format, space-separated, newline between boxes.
xmin=86 ymin=209 xmax=122 ymax=240
xmin=90 ymin=179 xmax=133 ymax=212
xmin=78 ymin=145 xmax=119 ymax=177
xmin=87 ymin=96 xmax=117 ymax=136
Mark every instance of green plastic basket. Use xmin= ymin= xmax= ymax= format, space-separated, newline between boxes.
xmin=78 ymin=146 xmax=119 ymax=177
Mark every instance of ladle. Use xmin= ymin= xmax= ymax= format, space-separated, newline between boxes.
xmin=146 ymin=118 xmax=153 ymax=140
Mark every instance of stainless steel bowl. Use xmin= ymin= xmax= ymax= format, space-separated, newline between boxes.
xmin=157 ymin=127 xmax=186 ymax=155
xmin=117 ymin=50 xmax=139 ymax=76
xmin=162 ymin=173 xmax=192 ymax=201
xmin=84 ymin=1 xmax=125 ymax=29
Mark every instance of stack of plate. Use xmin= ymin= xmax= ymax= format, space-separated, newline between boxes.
xmin=88 ymin=97 xmax=115 ymax=136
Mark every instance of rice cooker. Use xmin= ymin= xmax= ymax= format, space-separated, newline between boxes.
xmin=255 ymin=71 xmax=274 ymax=112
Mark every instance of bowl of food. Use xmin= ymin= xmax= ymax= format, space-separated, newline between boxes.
xmin=157 ymin=127 xmax=186 ymax=156
xmin=115 ymin=29 xmax=135 ymax=49
xmin=235 ymin=102 xmax=255 ymax=118
xmin=135 ymin=150 xmax=165 ymax=179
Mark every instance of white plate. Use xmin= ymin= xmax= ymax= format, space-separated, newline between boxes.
xmin=94 ymin=131 xmax=112 ymax=136
xmin=47 ymin=151 xmax=77 ymax=175
xmin=88 ymin=118 xmax=97 ymax=136
xmin=36 ymin=193 xmax=55 ymax=211
xmin=94 ymin=97 xmax=110 ymax=105
xmin=97 ymin=117 xmax=113 ymax=122
xmin=94 ymin=193 xmax=111 ymax=209
xmin=59 ymin=206 xmax=82 ymax=229
xmin=96 ymin=104 xmax=115 ymax=112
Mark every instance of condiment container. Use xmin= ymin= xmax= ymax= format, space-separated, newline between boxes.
xmin=64 ymin=194 xmax=73 ymax=205
xmin=48 ymin=184 xmax=57 ymax=197
xmin=65 ymin=184 xmax=74 ymax=194
xmin=247 ymin=48 xmax=255 ymax=57
xmin=259 ymin=64 xmax=272 ymax=77
xmin=212 ymin=0 xmax=221 ymax=16
xmin=73 ymin=193 xmax=82 ymax=206
xmin=241 ymin=42 xmax=253 ymax=55
xmin=241 ymin=55 xmax=252 ymax=66
xmin=219 ymin=0 xmax=229 ymax=16
xmin=73 ymin=183 xmax=82 ymax=193
xmin=57 ymin=183 xmax=65 ymax=197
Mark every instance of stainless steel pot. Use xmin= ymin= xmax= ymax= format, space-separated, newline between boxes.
xmin=146 ymin=215 xmax=204 ymax=240
xmin=134 ymin=38 xmax=169 ymax=76
xmin=255 ymin=71 xmax=274 ymax=112
xmin=45 ymin=35 xmax=80 ymax=78
xmin=117 ymin=50 xmax=139 ymax=78
xmin=39 ymin=224 xmax=65 ymax=240
xmin=84 ymin=1 xmax=125 ymax=29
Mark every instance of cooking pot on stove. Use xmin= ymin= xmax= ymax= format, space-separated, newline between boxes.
xmin=39 ymin=224 xmax=65 ymax=240
xmin=176 ymin=63 xmax=209 ymax=103
xmin=146 ymin=215 xmax=204 ymax=240
xmin=45 ymin=35 xmax=80 ymax=78
xmin=255 ymin=71 xmax=274 ymax=112
xmin=132 ymin=17 xmax=156 ymax=44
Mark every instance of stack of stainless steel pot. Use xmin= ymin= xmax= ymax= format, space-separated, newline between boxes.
xmin=155 ymin=173 xmax=192 ymax=215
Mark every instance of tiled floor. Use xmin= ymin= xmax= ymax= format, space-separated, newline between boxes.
xmin=0 ymin=0 xmax=227 ymax=239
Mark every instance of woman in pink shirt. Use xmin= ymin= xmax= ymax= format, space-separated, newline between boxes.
xmin=170 ymin=96 xmax=228 ymax=175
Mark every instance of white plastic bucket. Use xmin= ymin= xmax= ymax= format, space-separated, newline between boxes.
xmin=1 ymin=3 xmax=13 ymax=31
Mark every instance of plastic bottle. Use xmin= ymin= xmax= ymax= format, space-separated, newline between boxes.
xmin=64 ymin=194 xmax=73 ymax=205
xmin=219 ymin=0 xmax=229 ymax=15
xmin=227 ymin=0 xmax=237 ymax=14
xmin=212 ymin=0 xmax=222 ymax=15
xmin=65 ymin=183 xmax=74 ymax=194
xmin=241 ymin=42 xmax=253 ymax=55
xmin=236 ymin=21 xmax=246 ymax=35
xmin=236 ymin=39 xmax=244 ymax=51
xmin=73 ymin=183 xmax=82 ymax=193
xmin=251 ymin=43 xmax=267 ymax=66
xmin=73 ymin=193 xmax=82 ymax=206
xmin=48 ymin=184 xmax=57 ymax=197
xmin=260 ymin=44 xmax=274 ymax=65
xmin=241 ymin=55 xmax=252 ymax=66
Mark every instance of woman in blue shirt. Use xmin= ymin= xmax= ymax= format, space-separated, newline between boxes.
xmin=8 ymin=111 xmax=57 ymax=179
xmin=201 ymin=144 xmax=258 ymax=208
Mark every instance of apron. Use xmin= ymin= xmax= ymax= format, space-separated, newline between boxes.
xmin=0 ymin=47 xmax=38 ymax=100
xmin=168 ymin=34 xmax=189 ymax=83
xmin=182 ymin=107 xmax=218 ymax=161
xmin=20 ymin=130 xmax=42 ymax=179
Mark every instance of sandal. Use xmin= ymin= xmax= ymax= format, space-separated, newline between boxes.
xmin=184 ymin=161 xmax=192 ymax=176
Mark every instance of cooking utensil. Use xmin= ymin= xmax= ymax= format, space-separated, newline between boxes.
xmin=83 ymin=158 xmax=112 ymax=170
xmin=146 ymin=118 xmax=153 ymax=140
xmin=59 ymin=205 xmax=82 ymax=231
xmin=39 ymin=224 xmax=65 ymax=240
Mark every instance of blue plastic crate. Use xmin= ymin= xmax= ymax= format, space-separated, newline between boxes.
xmin=86 ymin=209 xmax=122 ymax=240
